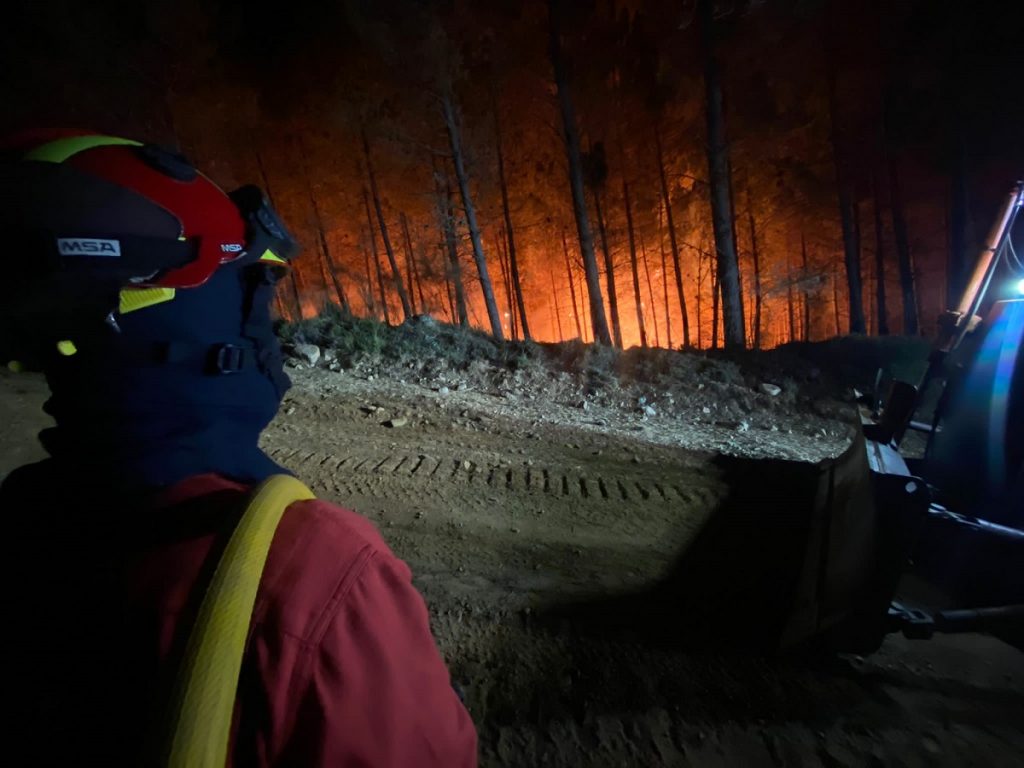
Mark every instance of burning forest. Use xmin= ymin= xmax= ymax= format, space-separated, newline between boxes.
xmin=5 ymin=0 xmax=1020 ymax=350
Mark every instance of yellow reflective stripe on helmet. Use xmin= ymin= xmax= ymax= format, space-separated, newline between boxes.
xmin=120 ymin=287 xmax=176 ymax=314
xmin=24 ymin=136 xmax=142 ymax=164
xmin=259 ymin=249 xmax=287 ymax=264
xmin=56 ymin=340 xmax=77 ymax=356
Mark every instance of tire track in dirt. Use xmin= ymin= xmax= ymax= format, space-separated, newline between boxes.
xmin=270 ymin=443 xmax=719 ymax=557
xmin=266 ymin=445 xmax=716 ymax=508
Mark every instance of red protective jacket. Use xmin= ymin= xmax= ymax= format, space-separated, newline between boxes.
xmin=3 ymin=470 xmax=477 ymax=766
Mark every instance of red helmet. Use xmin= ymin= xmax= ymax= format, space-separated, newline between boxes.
xmin=1 ymin=130 xmax=297 ymax=290
xmin=0 ymin=130 xmax=299 ymax=365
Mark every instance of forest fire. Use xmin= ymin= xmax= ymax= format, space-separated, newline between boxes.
xmin=2 ymin=0 xmax=1022 ymax=767
xmin=5 ymin=0 xmax=1016 ymax=354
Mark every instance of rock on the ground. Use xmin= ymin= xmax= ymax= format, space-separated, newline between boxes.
xmin=294 ymin=344 xmax=321 ymax=366
xmin=383 ymin=417 xmax=409 ymax=428
xmin=760 ymin=382 xmax=782 ymax=397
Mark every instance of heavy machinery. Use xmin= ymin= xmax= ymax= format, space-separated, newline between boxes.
xmin=788 ymin=182 xmax=1024 ymax=652
xmin=641 ymin=183 xmax=1023 ymax=654
xmin=857 ymin=182 xmax=1024 ymax=648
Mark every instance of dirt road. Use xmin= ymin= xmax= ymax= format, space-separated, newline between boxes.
xmin=2 ymin=367 xmax=1022 ymax=767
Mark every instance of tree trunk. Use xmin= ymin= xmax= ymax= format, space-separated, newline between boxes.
xmin=324 ymin=250 xmax=350 ymax=314
xmin=745 ymin=187 xmax=763 ymax=349
xmin=655 ymin=123 xmax=691 ymax=347
xmin=753 ymin=248 xmax=761 ymax=347
xmin=562 ymin=229 xmax=584 ymax=339
xmin=288 ymin=272 xmax=304 ymax=320
xmin=443 ymin=225 xmax=468 ymax=327
xmin=833 ymin=167 xmax=865 ymax=334
xmin=444 ymin=278 xmax=454 ymax=322
xmin=699 ymin=0 xmax=744 ymax=348
xmin=548 ymin=0 xmax=612 ymax=345
xmin=493 ymin=230 xmax=509 ymax=335
xmin=623 ymin=178 xmax=647 ymax=348
xmin=312 ymin=214 xmax=339 ymax=312
xmin=317 ymin=255 xmax=333 ymax=311
xmin=751 ymin=299 xmax=757 ymax=346
xmin=412 ymin=239 xmax=428 ymax=314
xmin=440 ymin=89 xmax=504 ymax=340
xmin=433 ymin=164 xmax=469 ymax=327
xmin=862 ymin=200 xmax=875 ymax=335
xmin=786 ymin=241 xmax=796 ymax=343
xmin=801 ymin=232 xmax=811 ymax=341
xmin=696 ymin=242 xmax=706 ymax=349
xmin=496 ymin=229 xmax=515 ymax=339
xmin=493 ymin=96 xmax=532 ymax=341
xmin=362 ymin=128 xmax=412 ymax=320
xmin=441 ymin=243 xmax=456 ymax=323
xmin=640 ymin=232 xmax=661 ymax=348
xmin=504 ymin=231 xmax=520 ymax=338
xmin=550 ymin=267 xmax=564 ymax=342
xmin=362 ymin=189 xmax=391 ymax=326
xmin=711 ymin=268 xmax=720 ymax=349
xmin=580 ymin=270 xmax=591 ymax=342
xmin=287 ymin=239 xmax=307 ymax=319
xmin=593 ymin=191 xmax=622 ymax=347
xmin=297 ymin=136 xmax=350 ymax=314
xmin=399 ymin=212 xmax=418 ymax=316
xmin=888 ymin=157 xmax=919 ymax=334
xmin=508 ymin=246 xmax=519 ymax=337
xmin=832 ymin=262 xmax=842 ymax=336
xmin=872 ymin=172 xmax=891 ymax=335
xmin=362 ymin=239 xmax=377 ymax=317
xmin=374 ymin=255 xmax=390 ymax=324
xmin=658 ymin=203 xmax=673 ymax=349
xmin=826 ymin=47 xmax=866 ymax=335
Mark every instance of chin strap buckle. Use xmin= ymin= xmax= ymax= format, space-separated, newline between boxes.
xmin=210 ymin=344 xmax=246 ymax=375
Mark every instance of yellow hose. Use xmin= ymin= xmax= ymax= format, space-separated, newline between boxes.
xmin=164 ymin=474 xmax=315 ymax=767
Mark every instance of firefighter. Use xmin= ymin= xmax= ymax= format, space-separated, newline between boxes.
xmin=0 ymin=132 xmax=477 ymax=766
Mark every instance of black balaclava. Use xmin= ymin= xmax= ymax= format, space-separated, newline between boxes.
xmin=35 ymin=258 xmax=291 ymax=495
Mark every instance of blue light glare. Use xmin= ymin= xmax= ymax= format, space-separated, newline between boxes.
xmin=1017 ymin=278 xmax=1024 ymax=296
xmin=980 ymin=301 xmax=1023 ymax=491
